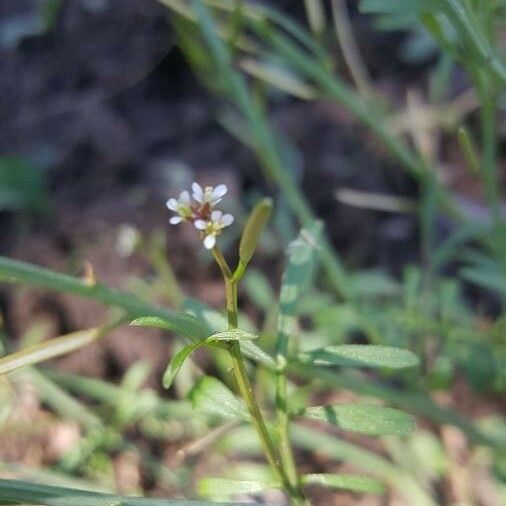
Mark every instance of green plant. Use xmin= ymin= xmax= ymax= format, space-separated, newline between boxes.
xmin=0 ymin=182 xmax=426 ymax=504
xmin=1 ymin=0 xmax=505 ymax=504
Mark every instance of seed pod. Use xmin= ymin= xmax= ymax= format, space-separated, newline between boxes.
xmin=239 ymin=198 xmax=273 ymax=267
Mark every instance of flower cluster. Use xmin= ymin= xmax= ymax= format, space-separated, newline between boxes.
xmin=166 ymin=182 xmax=234 ymax=249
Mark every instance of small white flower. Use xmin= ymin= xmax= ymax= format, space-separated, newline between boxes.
xmin=166 ymin=190 xmax=193 ymax=225
xmin=192 ymin=182 xmax=228 ymax=207
xmin=194 ymin=210 xmax=234 ymax=249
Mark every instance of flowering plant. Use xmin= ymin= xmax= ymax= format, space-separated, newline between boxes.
xmin=167 ymin=183 xmax=234 ymax=249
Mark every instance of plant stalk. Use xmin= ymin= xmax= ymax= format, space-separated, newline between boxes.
xmin=213 ymin=246 xmax=307 ymax=504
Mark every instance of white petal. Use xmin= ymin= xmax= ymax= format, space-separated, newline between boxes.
xmin=179 ymin=190 xmax=190 ymax=205
xmin=166 ymin=198 xmax=178 ymax=211
xmin=220 ymin=213 xmax=234 ymax=227
xmin=194 ymin=219 xmax=208 ymax=230
xmin=211 ymin=210 xmax=222 ymax=221
xmin=203 ymin=234 xmax=216 ymax=249
xmin=169 ymin=216 xmax=183 ymax=224
xmin=212 ymin=184 xmax=227 ymax=200
xmin=192 ymin=182 xmax=203 ymax=202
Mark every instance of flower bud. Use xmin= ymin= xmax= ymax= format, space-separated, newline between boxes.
xmin=239 ymin=198 xmax=273 ymax=267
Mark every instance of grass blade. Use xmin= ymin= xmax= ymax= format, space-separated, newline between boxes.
xmin=0 ymin=478 xmax=239 ymax=505
xmin=0 ymin=257 xmax=208 ymax=342
xmin=198 ymin=477 xmax=279 ymax=500
xmin=0 ymin=327 xmax=105 ymax=376
xmin=291 ymin=425 xmax=437 ymax=506
xmin=301 ymin=473 xmax=385 ymax=494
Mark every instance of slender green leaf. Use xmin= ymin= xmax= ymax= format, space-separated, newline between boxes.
xmin=460 ymin=267 xmax=506 ymax=294
xmin=163 ymin=342 xmax=204 ymax=390
xmin=0 ymin=256 xmax=208 ymax=343
xmin=290 ymin=363 xmax=504 ymax=448
xmin=239 ymin=58 xmax=316 ymax=99
xmin=457 ymin=127 xmax=481 ymax=174
xmin=301 ymin=403 xmax=415 ymax=436
xmin=240 ymin=341 xmax=276 ymax=368
xmin=189 ymin=376 xmax=248 ymax=420
xmin=300 ymin=344 xmax=419 ymax=369
xmin=0 ymin=478 xmax=238 ymax=505
xmin=198 ymin=478 xmax=279 ymax=500
xmin=130 ymin=317 xmax=174 ymax=331
xmin=208 ymin=329 xmax=258 ymax=342
xmin=0 ymin=327 xmax=102 ymax=376
xmin=184 ymin=298 xmax=275 ymax=367
xmin=291 ymin=425 xmax=436 ymax=506
xmin=276 ymin=222 xmax=322 ymax=360
xmin=301 ymin=473 xmax=385 ymax=494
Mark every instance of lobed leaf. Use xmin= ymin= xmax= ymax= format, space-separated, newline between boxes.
xmin=189 ymin=376 xmax=249 ymax=420
xmin=300 ymin=344 xmax=419 ymax=369
xmin=301 ymin=403 xmax=415 ymax=436
xmin=301 ymin=473 xmax=385 ymax=494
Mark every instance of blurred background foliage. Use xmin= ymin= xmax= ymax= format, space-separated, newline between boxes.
xmin=0 ymin=0 xmax=505 ymax=505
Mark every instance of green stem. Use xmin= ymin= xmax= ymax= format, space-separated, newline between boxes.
xmin=212 ymin=246 xmax=307 ymax=504
xmin=275 ymin=370 xmax=300 ymax=489
xmin=480 ymin=90 xmax=501 ymax=225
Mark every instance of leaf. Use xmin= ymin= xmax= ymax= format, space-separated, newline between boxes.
xmin=130 ymin=316 xmax=174 ymax=331
xmin=300 ymin=345 xmax=419 ymax=369
xmin=189 ymin=376 xmax=248 ymax=420
xmin=184 ymin=298 xmax=276 ymax=368
xmin=301 ymin=473 xmax=385 ymax=494
xmin=198 ymin=478 xmax=279 ymax=500
xmin=291 ymin=363 xmax=504 ymax=448
xmin=0 ymin=256 xmax=208 ymax=343
xmin=301 ymin=403 xmax=415 ymax=436
xmin=0 ymin=478 xmax=237 ymax=505
xmin=130 ymin=314 xmax=209 ymax=344
xmin=0 ymin=327 xmax=103 ymax=376
xmin=239 ymin=341 xmax=276 ymax=368
xmin=276 ymin=222 xmax=322 ymax=359
xmin=240 ymin=58 xmax=316 ymax=100
xmin=291 ymin=425 xmax=436 ymax=506
xmin=460 ymin=267 xmax=506 ymax=294
xmin=163 ymin=341 xmax=204 ymax=390
xmin=207 ymin=329 xmax=258 ymax=342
